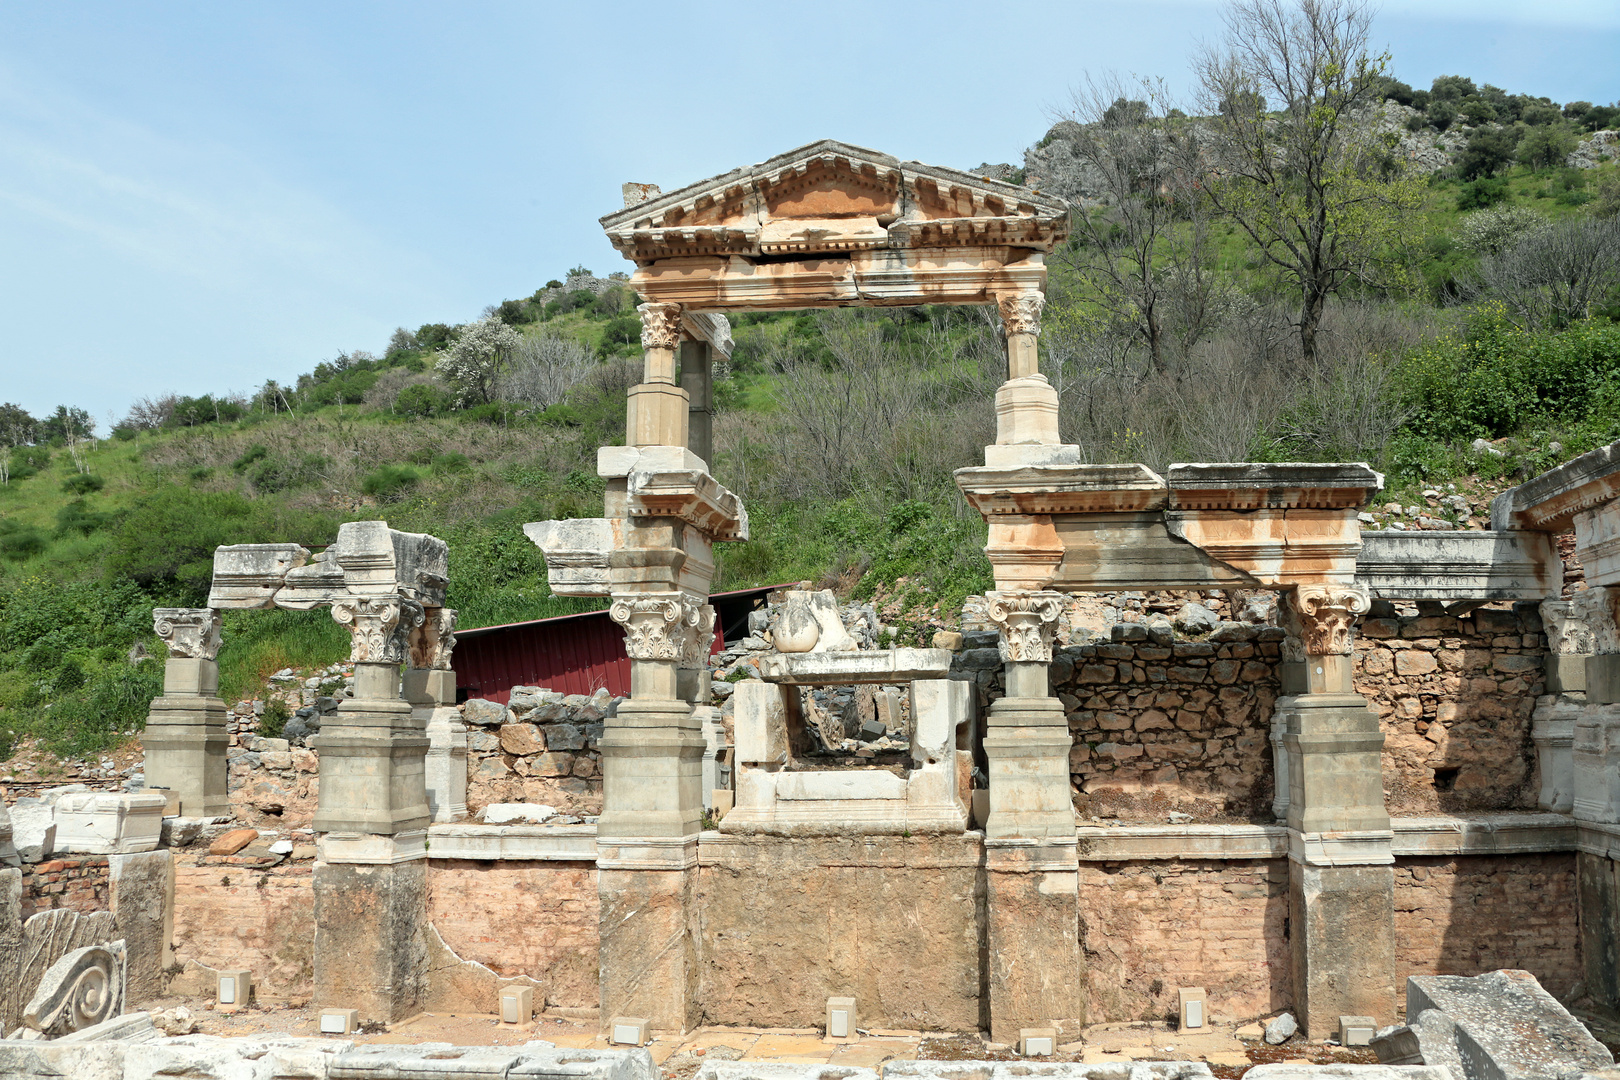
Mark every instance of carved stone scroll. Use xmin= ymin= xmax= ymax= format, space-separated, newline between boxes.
xmin=21 ymin=941 xmax=126 ymax=1037
xmin=332 ymin=596 xmax=423 ymax=664
xmin=680 ymin=603 xmax=717 ymax=668
xmin=997 ymin=294 xmax=1045 ymax=337
xmin=1289 ymin=584 xmax=1372 ymax=656
xmin=610 ymin=592 xmax=706 ymax=661
xmin=985 ymin=590 xmax=1067 ymax=663
xmin=409 ymin=608 xmax=458 ymax=670
xmin=152 ymin=608 xmax=222 ymax=661
xmin=638 ymin=302 xmax=684 ymax=351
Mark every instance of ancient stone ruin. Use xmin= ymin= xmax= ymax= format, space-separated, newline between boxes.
xmin=8 ymin=138 xmax=1620 ymax=1077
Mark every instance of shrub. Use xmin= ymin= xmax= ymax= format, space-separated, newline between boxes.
xmin=0 ymin=529 xmax=47 ymax=560
xmin=232 ymin=444 xmax=269 ymax=471
xmin=1456 ymin=205 xmax=1548 ymax=256
xmin=416 ymin=323 xmax=454 ymax=350
xmin=395 ymin=383 xmax=452 ymax=416
xmin=361 ymin=465 xmax=421 ymax=500
xmin=430 ymin=452 xmax=470 ymax=473
xmin=259 ymin=698 xmax=291 ymax=740
xmin=1518 ymin=125 xmax=1576 ymax=171
xmin=1457 ymin=127 xmax=1520 ymax=180
xmin=55 ymin=499 xmax=111 ymax=537
xmin=248 ymin=453 xmax=326 ymax=494
xmin=1456 ymin=177 xmax=1510 ymax=211
xmin=61 ymin=473 xmax=104 ymax=495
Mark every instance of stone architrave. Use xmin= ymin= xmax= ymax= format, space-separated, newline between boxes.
xmin=143 ymin=608 xmax=230 ymax=819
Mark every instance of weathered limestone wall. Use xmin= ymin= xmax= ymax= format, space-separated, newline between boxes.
xmin=462 ymin=691 xmax=610 ymax=816
xmin=1359 ymin=605 xmax=1544 ymax=812
xmin=171 ymin=855 xmax=316 ymax=1001
xmin=1077 ymin=858 xmax=1291 ymax=1024
xmin=425 ymin=859 xmax=599 ymax=1009
xmin=696 ymin=836 xmax=985 ymax=1031
xmin=21 ymin=856 xmax=111 ymax=919
xmin=1393 ymin=854 xmax=1580 ymax=1001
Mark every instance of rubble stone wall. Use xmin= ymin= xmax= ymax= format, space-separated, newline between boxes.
xmin=20 ymin=856 xmax=110 ymax=920
xmin=170 ymin=856 xmax=316 ymax=1000
xmin=1360 ymin=605 xmax=1544 ymax=813
xmin=1393 ymin=854 xmax=1580 ymax=1004
xmin=1077 ymin=858 xmax=1291 ymax=1024
xmin=425 ymin=859 xmax=599 ymax=1009
xmin=462 ymin=689 xmax=608 ymax=816
xmin=695 ymin=836 xmax=984 ymax=1030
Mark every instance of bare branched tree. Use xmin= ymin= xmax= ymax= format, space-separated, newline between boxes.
xmin=1471 ymin=217 xmax=1620 ymax=331
xmin=498 ymin=332 xmax=598 ymax=410
xmin=1051 ymin=76 xmax=1211 ymax=375
xmin=1192 ymin=0 xmax=1424 ymax=365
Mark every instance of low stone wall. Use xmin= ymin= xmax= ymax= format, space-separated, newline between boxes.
xmin=425 ymin=859 xmax=599 ymax=1009
xmin=170 ymin=852 xmax=316 ymax=1001
xmin=1077 ymin=858 xmax=1291 ymax=1025
xmin=1393 ymin=853 xmax=1580 ymax=1003
xmin=21 ymin=856 xmax=110 ymax=919
xmin=462 ymin=688 xmax=611 ymax=816
xmin=695 ymin=835 xmax=985 ymax=1031
xmin=1360 ymin=605 xmax=1544 ymax=813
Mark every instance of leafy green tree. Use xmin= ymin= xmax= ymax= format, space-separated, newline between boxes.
xmin=1193 ymin=0 xmax=1425 ymax=365
xmin=436 ymin=316 xmax=522 ymax=406
xmin=1517 ymin=125 xmax=1576 ymax=170
xmin=1457 ymin=126 xmax=1520 ymax=180
xmin=0 ymin=403 xmax=36 ymax=486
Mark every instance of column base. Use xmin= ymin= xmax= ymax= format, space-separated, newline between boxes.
xmin=985 ymin=839 xmax=1084 ymax=1043
xmin=1289 ymin=857 xmax=1396 ymax=1038
xmin=597 ymin=698 xmax=704 ymax=841
xmin=142 ymin=697 xmax=230 ymax=819
xmin=1282 ymin=693 xmax=1390 ymax=835
xmin=597 ymin=855 xmax=699 ymax=1033
xmin=984 ymin=696 xmax=1074 ymax=840
xmin=313 ymin=858 xmax=427 ymax=1023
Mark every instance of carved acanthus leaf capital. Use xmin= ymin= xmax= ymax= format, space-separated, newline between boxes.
xmin=985 ymin=590 xmax=1067 ymax=663
xmin=332 ymin=595 xmax=423 ymax=664
xmin=637 ymin=302 xmax=684 ymax=351
xmin=680 ymin=603 xmax=717 ymax=668
xmin=998 ymin=294 xmax=1045 ymax=337
xmin=610 ymin=592 xmax=704 ymax=662
xmin=1288 ymin=584 xmax=1372 ymax=655
xmin=152 ymin=608 xmax=222 ymax=661
xmin=409 ymin=608 xmax=458 ymax=670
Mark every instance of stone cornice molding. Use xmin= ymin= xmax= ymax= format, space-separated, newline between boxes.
xmin=985 ymin=590 xmax=1067 ymax=663
xmin=998 ymin=294 xmax=1044 ymax=337
xmin=610 ymin=592 xmax=704 ymax=661
xmin=152 ymin=608 xmax=222 ymax=661
xmin=1288 ymin=584 xmax=1372 ymax=655
xmin=332 ymin=595 xmax=423 ymax=664
xmin=638 ymin=302 xmax=683 ymax=351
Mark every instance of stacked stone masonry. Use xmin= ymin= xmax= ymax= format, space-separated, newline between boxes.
xmin=20 ymin=856 xmax=110 ymax=919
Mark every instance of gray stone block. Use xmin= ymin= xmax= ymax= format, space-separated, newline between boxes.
xmin=1407 ymin=969 xmax=1613 ymax=1078
xmin=702 ymin=1066 xmax=879 ymax=1080
xmin=883 ymin=1063 xmax=1213 ymax=1080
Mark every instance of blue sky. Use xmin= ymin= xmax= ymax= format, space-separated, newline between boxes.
xmin=1 ymin=1 xmax=1616 ymax=425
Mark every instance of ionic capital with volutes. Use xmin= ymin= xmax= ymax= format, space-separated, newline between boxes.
xmin=986 ymin=590 xmax=1067 ymax=663
xmin=153 ymin=608 xmax=222 ymax=661
xmin=332 ymin=595 xmax=423 ymax=664
xmin=1287 ymin=584 xmax=1372 ymax=656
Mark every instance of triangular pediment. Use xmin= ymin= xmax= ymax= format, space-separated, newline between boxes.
xmin=601 ymin=139 xmax=1068 ymax=262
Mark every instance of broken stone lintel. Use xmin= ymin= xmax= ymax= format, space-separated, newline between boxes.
xmin=1355 ymin=529 xmax=1560 ymax=600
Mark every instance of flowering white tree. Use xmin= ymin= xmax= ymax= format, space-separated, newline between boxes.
xmin=436 ymin=316 xmax=522 ymax=405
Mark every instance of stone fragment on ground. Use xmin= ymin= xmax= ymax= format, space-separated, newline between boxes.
xmin=1264 ymin=1013 xmax=1298 ymax=1045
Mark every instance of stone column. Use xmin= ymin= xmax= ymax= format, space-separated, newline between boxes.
xmin=312 ymin=593 xmax=431 ymax=1023
xmin=627 ymin=302 xmax=690 ymax=449
xmin=596 ymin=589 xmax=708 ymax=1033
xmin=142 ymin=608 xmax=229 ymax=818
xmin=680 ymin=339 xmax=713 ymax=467
xmin=404 ymin=608 xmax=465 ymax=824
xmin=991 ymin=294 xmax=1063 ymax=461
xmin=982 ymin=589 xmax=1083 ymax=1041
xmin=1278 ymin=584 xmax=1396 ymax=1038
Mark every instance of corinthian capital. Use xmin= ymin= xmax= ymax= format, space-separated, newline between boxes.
xmin=153 ymin=608 xmax=222 ymax=661
xmin=610 ymin=591 xmax=704 ymax=661
xmin=985 ymin=590 xmax=1067 ymax=663
xmin=409 ymin=607 xmax=458 ymax=670
xmin=680 ymin=603 xmax=717 ymax=668
xmin=637 ymin=302 xmax=683 ymax=351
xmin=997 ymin=293 xmax=1045 ymax=337
xmin=1287 ymin=584 xmax=1372 ymax=656
xmin=332 ymin=595 xmax=423 ymax=664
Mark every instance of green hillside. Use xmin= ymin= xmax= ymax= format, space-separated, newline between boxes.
xmin=3 ymin=69 xmax=1620 ymax=761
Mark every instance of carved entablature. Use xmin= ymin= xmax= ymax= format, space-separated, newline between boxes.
xmin=1287 ymin=585 xmax=1372 ymax=656
xmin=985 ymin=590 xmax=1067 ymax=664
xmin=332 ymin=596 xmax=423 ymax=665
xmin=409 ymin=608 xmax=458 ymax=670
xmin=638 ymin=302 xmax=683 ymax=351
xmin=153 ymin=608 xmax=222 ymax=661
xmin=610 ymin=592 xmax=706 ymax=662
xmin=998 ymin=294 xmax=1044 ymax=337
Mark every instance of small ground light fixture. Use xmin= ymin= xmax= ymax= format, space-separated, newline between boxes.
xmin=217 ymin=970 xmax=251 ymax=1012
xmin=1340 ymin=1016 xmax=1376 ymax=1046
xmin=1018 ymin=1028 xmax=1057 ymax=1056
xmin=1178 ymin=987 xmax=1208 ymax=1030
xmin=826 ymin=997 xmax=857 ymax=1040
xmin=610 ymin=1017 xmax=649 ymax=1046
xmin=319 ymin=1009 xmax=358 ymax=1035
xmin=501 ymin=986 xmax=534 ymax=1024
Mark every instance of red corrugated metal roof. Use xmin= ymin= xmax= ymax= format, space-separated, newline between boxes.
xmin=452 ymin=584 xmax=788 ymax=704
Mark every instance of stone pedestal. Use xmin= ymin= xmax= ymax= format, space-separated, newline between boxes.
xmin=314 ymin=661 xmax=430 ymax=838
xmin=1288 ymin=859 xmax=1397 ymax=1037
xmin=985 ymin=839 xmax=1083 ymax=1042
xmin=142 ymin=658 xmax=230 ymax=819
xmin=1281 ymin=694 xmax=1390 ymax=836
xmin=596 ymin=841 xmax=700 ymax=1033
xmin=983 ymin=592 xmax=1074 ymax=841
xmin=1532 ymin=696 xmax=1578 ymax=813
xmin=598 ymin=694 xmax=704 ymax=841
xmin=313 ymin=860 xmax=428 ymax=1023
xmin=1573 ymin=703 xmax=1620 ymax=823
xmin=405 ymin=669 xmax=466 ymax=823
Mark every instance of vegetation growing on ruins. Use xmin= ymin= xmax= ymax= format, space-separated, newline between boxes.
xmin=2 ymin=15 xmax=1619 ymax=758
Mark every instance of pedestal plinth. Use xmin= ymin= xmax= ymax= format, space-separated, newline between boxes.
xmin=985 ymin=839 xmax=1083 ymax=1042
xmin=142 ymin=658 xmax=229 ymax=819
